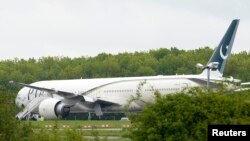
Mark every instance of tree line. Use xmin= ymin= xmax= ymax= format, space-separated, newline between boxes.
xmin=1 ymin=47 xmax=250 ymax=92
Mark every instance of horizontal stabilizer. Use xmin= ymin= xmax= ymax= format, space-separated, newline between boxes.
xmin=241 ymin=82 xmax=250 ymax=86
xmin=234 ymin=87 xmax=250 ymax=92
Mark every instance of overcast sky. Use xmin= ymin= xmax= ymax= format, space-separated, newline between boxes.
xmin=0 ymin=0 xmax=249 ymax=60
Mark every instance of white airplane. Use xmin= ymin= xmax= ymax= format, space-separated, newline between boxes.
xmin=14 ymin=19 xmax=244 ymax=120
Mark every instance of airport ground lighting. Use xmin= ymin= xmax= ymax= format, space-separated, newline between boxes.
xmin=196 ymin=62 xmax=219 ymax=90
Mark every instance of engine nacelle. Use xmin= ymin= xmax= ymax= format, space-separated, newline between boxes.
xmin=39 ymin=98 xmax=70 ymax=120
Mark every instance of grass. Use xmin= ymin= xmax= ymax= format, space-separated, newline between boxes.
xmin=27 ymin=120 xmax=131 ymax=129
xmin=22 ymin=120 xmax=132 ymax=141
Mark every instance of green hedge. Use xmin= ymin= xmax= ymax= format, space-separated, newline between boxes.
xmin=129 ymin=89 xmax=250 ymax=141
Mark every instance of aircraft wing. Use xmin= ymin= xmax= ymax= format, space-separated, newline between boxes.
xmin=10 ymin=81 xmax=120 ymax=106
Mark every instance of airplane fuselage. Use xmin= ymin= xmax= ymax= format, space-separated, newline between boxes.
xmin=16 ymin=74 xmax=222 ymax=114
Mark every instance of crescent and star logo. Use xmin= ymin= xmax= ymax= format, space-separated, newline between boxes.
xmin=219 ymin=44 xmax=229 ymax=60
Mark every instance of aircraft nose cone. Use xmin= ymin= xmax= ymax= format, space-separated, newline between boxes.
xmin=15 ymin=96 xmax=21 ymax=108
xmin=15 ymin=88 xmax=27 ymax=108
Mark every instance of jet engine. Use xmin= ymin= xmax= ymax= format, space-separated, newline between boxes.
xmin=39 ymin=98 xmax=70 ymax=119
